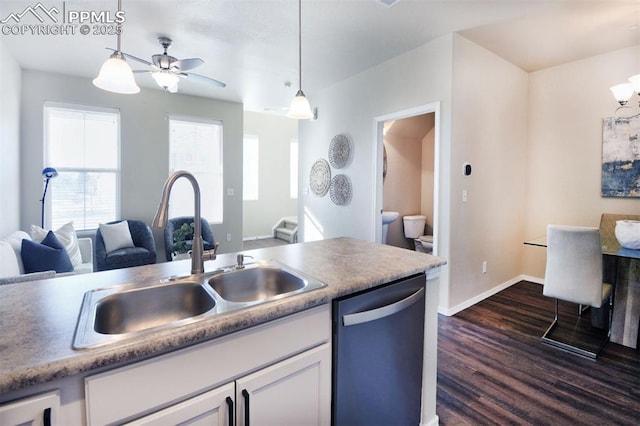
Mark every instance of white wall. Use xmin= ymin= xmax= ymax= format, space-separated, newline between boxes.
xmin=0 ymin=40 xmax=22 ymax=237
xmin=299 ymin=34 xmax=455 ymax=308
xmin=524 ymin=45 xmax=640 ymax=279
xmin=298 ymin=33 xmax=531 ymax=313
xmin=19 ymin=70 xmax=244 ymax=259
xmin=243 ymin=111 xmax=298 ymax=239
xmin=448 ymin=35 xmax=529 ymax=311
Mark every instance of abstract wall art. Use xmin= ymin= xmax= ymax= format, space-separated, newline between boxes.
xmin=602 ymin=115 xmax=640 ymax=197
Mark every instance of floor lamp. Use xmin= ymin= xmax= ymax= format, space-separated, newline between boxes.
xmin=41 ymin=167 xmax=58 ymax=228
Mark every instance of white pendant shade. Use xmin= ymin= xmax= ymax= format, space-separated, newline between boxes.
xmin=93 ymin=55 xmax=140 ymax=94
xmin=288 ymin=0 xmax=313 ymax=120
xmin=628 ymin=74 xmax=640 ymax=93
xmin=610 ymin=83 xmax=634 ymax=105
xmin=152 ymin=70 xmax=180 ymax=91
xmin=287 ymin=90 xmax=313 ymax=119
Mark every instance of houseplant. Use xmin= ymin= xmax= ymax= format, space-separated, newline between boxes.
xmin=171 ymin=222 xmax=195 ymax=260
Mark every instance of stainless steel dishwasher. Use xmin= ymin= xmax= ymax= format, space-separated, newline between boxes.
xmin=332 ymin=273 xmax=426 ymax=425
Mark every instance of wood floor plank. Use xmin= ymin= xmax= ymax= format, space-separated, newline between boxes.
xmin=437 ymin=281 xmax=640 ymax=426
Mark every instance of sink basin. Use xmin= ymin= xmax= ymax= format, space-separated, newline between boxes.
xmin=73 ymin=259 xmax=326 ymax=349
xmin=381 ymin=211 xmax=400 ymax=244
xmin=382 ymin=210 xmax=400 ymax=225
xmin=94 ymin=281 xmax=216 ymax=334
xmin=208 ymin=265 xmax=305 ymax=303
xmin=74 ymin=280 xmax=218 ymax=349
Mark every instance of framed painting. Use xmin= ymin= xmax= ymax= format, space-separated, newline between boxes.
xmin=602 ymin=115 xmax=640 ymax=197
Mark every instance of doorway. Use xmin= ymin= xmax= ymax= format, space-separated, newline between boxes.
xmin=373 ymin=103 xmax=440 ymax=254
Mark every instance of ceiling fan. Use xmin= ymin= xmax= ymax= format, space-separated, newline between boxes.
xmin=110 ymin=37 xmax=226 ymax=93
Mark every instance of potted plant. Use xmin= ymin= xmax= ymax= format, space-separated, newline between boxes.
xmin=171 ymin=222 xmax=195 ymax=260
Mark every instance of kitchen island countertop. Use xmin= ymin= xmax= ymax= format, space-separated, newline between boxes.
xmin=0 ymin=237 xmax=445 ymax=394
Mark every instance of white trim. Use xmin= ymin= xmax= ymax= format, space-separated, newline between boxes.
xmin=242 ymin=235 xmax=275 ymax=241
xmin=420 ymin=415 xmax=440 ymax=426
xmin=523 ymin=275 xmax=544 ymax=285
xmin=437 ymin=275 xmax=525 ymax=316
xmin=168 ymin=114 xmax=223 ymax=126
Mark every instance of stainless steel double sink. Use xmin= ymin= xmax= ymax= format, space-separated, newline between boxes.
xmin=73 ymin=260 xmax=326 ymax=349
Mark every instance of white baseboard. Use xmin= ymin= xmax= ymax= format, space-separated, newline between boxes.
xmin=438 ymin=275 xmax=537 ymax=316
xmin=421 ymin=414 xmax=439 ymax=426
xmin=242 ymin=235 xmax=273 ymax=241
xmin=522 ymin=274 xmax=543 ymax=285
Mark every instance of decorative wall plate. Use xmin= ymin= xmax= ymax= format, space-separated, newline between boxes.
xmin=309 ymin=159 xmax=331 ymax=196
xmin=328 ymin=134 xmax=353 ymax=169
xmin=330 ymin=174 xmax=352 ymax=205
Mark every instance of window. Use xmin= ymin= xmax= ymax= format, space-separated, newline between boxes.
xmin=243 ymin=135 xmax=259 ymax=201
xmin=44 ymin=103 xmax=120 ymax=231
xmin=169 ymin=117 xmax=223 ymax=223
xmin=290 ymin=139 xmax=298 ymax=199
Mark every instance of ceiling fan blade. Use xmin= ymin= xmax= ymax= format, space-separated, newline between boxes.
xmin=171 ymin=58 xmax=204 ymax=72
xmin=183 ymin=72 xmax=226 ymax=88
xmin=107 ymin=48 xmax=152 ymax=66
xmin=132 ymin=70 xmax=151 ymax=74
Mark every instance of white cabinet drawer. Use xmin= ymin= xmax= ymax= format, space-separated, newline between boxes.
xmin=0 ymin=390 xmax=60 ymax=426
xmin=124 ymin=383 xmax=234 ymax=426
xmin=85 ymin=305 xmax=330 ymax=425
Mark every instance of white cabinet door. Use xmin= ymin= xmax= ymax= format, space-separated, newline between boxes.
xmin=236 ymin=343 xmax=330 ymax=426
xmin=0 ymin=391 xmax=59 ymax=426
xmin=124 ymin=383 xmax=234 ymax=426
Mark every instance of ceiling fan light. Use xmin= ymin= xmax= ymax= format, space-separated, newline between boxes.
xmin=287 ymin=90 xmax=314 ymax=119
xmin=93 ymin=54 xmax=140 ymax=94
xmin=152 ymin=70 xmax=180 ymax=91
xmin=610 ymin=83 xmax=634 ymax=105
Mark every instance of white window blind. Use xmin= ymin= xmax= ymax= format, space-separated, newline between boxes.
xmin=243 ymin=135 xmax=259 ymax=200
xmin=44 ymin=103 xmax=120 ymax=231
xmin=169 ymin=117 xmax=223 ymax=223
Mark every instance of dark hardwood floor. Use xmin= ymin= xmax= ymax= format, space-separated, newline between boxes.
xmin=242 ymin=237 xmax=290 ymax=250
xmin=437 ymin=281 xmax=640 ymax=425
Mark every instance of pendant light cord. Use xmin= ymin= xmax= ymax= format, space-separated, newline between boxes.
xmin=116 ymin=0 xmax=122 ymax=52
xmin=297 ymin=0 xmax=302 ymax=91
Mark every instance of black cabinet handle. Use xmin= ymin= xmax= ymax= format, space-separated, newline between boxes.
xmin=43 ymin=407 xmax=51 ymax=426
xmin=242 ymin=389 xmax=250 ymax=426
xmin=225 ymin=396 xmax=234 ymax=426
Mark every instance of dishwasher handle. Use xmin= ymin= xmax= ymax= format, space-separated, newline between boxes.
xmin=342 ymin=287 xmax=424 ymax=327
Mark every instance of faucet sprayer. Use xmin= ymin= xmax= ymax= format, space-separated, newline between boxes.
xmin=153 ymin=170 xmax=219 ymax=274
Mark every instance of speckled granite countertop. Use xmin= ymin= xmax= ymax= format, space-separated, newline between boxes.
xmin=0 ymin=237 xmax=445 ymax=394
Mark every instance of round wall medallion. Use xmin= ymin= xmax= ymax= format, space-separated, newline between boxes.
xmin=309 ymin=159 xmax=331 ymax=196
xmin=330 ymin=174 xmax=352 ymax=205
xmin=328 ymin=134 xmax=353 ymax=169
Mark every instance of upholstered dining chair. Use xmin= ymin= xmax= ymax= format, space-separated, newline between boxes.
xmin=95 ymin=220 xmax=157 ymax=271
xmin=163 ymin=216 xmax=216 ymax=261
xmin=542 ymin=225 xmax=613 ymax=358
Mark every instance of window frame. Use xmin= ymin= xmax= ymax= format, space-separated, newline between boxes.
xmin=168 ymin=114 xmax=224 ymax=224
xmin=43 ymin=101 xmax=121 ymax=231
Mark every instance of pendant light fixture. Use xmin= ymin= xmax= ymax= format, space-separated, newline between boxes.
xmin=287 ymin=0 xmax=313 ymax=119
xmin=93 ymin=0 xmax=140 ymax=94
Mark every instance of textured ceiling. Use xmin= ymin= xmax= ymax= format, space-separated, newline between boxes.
xmin=1 ymin=1 xmax=638 ymax=111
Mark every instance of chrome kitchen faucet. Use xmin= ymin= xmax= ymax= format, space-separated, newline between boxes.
xmin=153 ymin=170 xmax=219 ymax=274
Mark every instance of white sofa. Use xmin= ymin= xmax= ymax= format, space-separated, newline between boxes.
xmin=0 ymin=231 xmax=93 ymax=284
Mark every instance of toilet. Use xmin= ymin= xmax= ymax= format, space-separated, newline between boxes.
xmin=402 ymin=215 xmax=434 ymax=254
